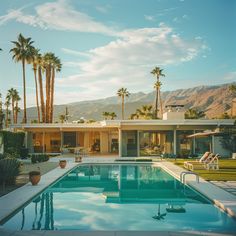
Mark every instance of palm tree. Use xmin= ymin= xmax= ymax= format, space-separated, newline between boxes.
xmin=50 ymin=56 xmax=62 ymax=123
xmin=32 ymin=48 xmax=41 ymax=123
xmin=36 ymin=53 xmax=46 ymax=123
xmin=102 ymin=111 xmax=110 ymax=120
xmin=117 ymin=87 xmax=130 ymax=120
xmin=129 ymin=113 xmax=139 ymax=120
xmin=5 ymin=93 xmax=11 ymax=127
xmin=7 ymin=88 xmax=17 ymax=124
xmin=0 ymin=93 xmax=5 ymax=130
xmin=14 ymin=93 xmax=21 ymax=124
xmin=10 ymin=34 xmax=35 ymax=123
xmin=136 ymin=105 xmax=153 ymax=119
xmin=110 ymin=112 xmax=117 ymax=120
xmin=151 ymin=67 xmax=165 ymax=119
xmin=185 ymin=108 xmax=205 ymax=119
xmin=59 ymin=114 xmax=66 ymax=123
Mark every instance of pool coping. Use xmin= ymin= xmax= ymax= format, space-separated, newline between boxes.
xmin=0 ymin=159 xmax=236 ymax=235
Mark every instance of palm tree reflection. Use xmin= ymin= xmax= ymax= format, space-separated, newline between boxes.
xmin=152 ymin=204 xmax=167 ymax=220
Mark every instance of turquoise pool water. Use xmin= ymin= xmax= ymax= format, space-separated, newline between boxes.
xmin=1 ymin=164 xmax=236 ymax=232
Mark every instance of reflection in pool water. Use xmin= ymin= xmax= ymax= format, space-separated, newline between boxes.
xmin=2 ymin=165 xmax=236 ymax=232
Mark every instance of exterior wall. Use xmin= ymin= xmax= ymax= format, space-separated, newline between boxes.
xmin=100 ymin=132 xmax=109 ymax=153
xmin=163 ymin=111 xmax=185 ymax=120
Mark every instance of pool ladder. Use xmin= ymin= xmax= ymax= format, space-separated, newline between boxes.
xmin=180 ymin=171 xmax=199 ymax=184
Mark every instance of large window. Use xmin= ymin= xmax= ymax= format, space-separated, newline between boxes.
xmin=139 ymin=131 xmax=173 ymax=156
xmin=63 ymin=132 xmax=76 ymax=147
xmin=122 ymin=131 xmax=138 ymax=157
xmin=176 ymin=130 xmax=193 ymax=157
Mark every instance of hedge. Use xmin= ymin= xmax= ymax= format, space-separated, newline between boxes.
xmin=0 ymin=131 xmax=25 ymax=157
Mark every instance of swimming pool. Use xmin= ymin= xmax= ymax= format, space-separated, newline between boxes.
xmin=1 ymin=164 xmax=236 ymax=232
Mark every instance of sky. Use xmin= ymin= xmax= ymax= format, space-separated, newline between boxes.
xmin=0 ymin=0 xmax=235 ymax=108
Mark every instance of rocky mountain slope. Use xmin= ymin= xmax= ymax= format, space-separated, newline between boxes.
xmin=24 ymin=83 xmax=234 ymax=121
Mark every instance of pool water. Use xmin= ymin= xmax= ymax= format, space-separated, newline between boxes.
xmin=2 ymin=164 xmax=236 ymax=232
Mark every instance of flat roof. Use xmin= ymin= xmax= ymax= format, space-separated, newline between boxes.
xmin=10 ymin=119 xmax=235 ymax=130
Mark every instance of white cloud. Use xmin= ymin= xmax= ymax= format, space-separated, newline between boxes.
xmin=95 ymin=5 xmax=111 ymax=14
xmin=56 ymin=25 xmax=205 ymax=103
xmin=0 ymin=0 xmax=115 ymax=35
xmin=144 ymin=15 xmax=155 ymax=21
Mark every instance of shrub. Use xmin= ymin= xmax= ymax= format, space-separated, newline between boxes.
xmin=0 ymin=158 xmax=21 ymax=190
xmin=31 ymin=154 xmax=49 ymax=163
xmin=29 ymin=170 xmax=40 ymax=176
xmin=0 ymin=131 xmax=25 ymax=157
xmin=20 ymin=148 xmax=29 ymax=159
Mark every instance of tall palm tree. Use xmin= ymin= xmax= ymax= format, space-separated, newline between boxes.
xmin=10 ymin=34 xmax=34 ymax=123
xmin=7 ymin=88 xmax=17 ymax=124
xmin=4 ymin=95 xmax=11 ymax=128
xmin=117 ymin=87 xmax=130 ymax=120
xmin=36 ymin=53 xmax=46 ymax=123
xmin=50 ymin=56 xmax=62 ymax=123
xmin=43 ymin=53 xmax=54 ymax=123
xmin=151 ymin=67 xmax=165 ymax=119
xmin=185 ymin=108 xmax=205 ymax=119
xmin=136 ymin=105 xmax=153 ymax=119
xmin=32 ymin=48 xmax=41 ymax=123
xmin=14 ymin=93 xmax=21 ymax=123
xmin=0 ymin=93 xmax=4 ymax=130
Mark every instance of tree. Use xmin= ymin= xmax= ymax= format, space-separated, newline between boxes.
xmin=5 ymin=94 xmax=11 ymax=127
xmin=117 ymin=87 xmax=130 ymax=120
xmin=110 ymin=112 xmax=117 ymax=120
xmin=10 ymin=34 xmax=34 ymax=123
xmin=7 ymin=88 xmax=17 ymax=124
xmin=136 ymin=105 xmax=153 ymax=119
xmin=151 ymin=67 xmax=165 ymax=119
xmin=49 ymin=56 xmax=61 ymax=123
xmin=59 ymin=114 xmax=66 ymax=123
xmin=0 ymin=93 xmax=5 ymax=130
xmin=36 ymin=53 xmax=46 ymax=123
xmin=219 ymin=112 xmax=231 ymax=119
xmin=185 ymin=108 xmax=205 ymax=119
xmin=102 ymin=111 xmax=110 ymax=120
xmin=32 ymin=48 xmax=41 ymax=123
xmin=14 ymin=92 xmax=21 ymax=123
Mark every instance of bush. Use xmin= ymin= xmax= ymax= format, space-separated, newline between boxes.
xmin=0 ymin=131 xmax=25 ymax=157
xmin=20 ymin=148 xmax=29 ymax=159
xmin=0 ymin=158 xmax=21 ymax=190
xmin=31 ymin=154 xmax=49 ymax=163
xmin=29 ymin=170 xmax=40 ymax=176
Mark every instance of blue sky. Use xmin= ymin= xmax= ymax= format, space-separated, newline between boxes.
xmin=0 ymin=0 xmax=235 ymax=107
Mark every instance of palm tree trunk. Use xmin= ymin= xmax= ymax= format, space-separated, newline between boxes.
xmin=155 ymin=87 xmax=158 ymax=118
xmin=15 ymin=101 xmax=18 ymax=123
xmin=6 ymin=106 xmax=8 ymax=128
xmin=38 ymin=67 xmax=45 ymax=123
xmin=122 ymin=97 xmax=124 ymax=120
xmin=22 ymin=60 xmax=27 ymax=123
xmin=11 ymin=98 xmax=14 ymax=124
xmin=49 ymin=68 xmax=55 ymax=123
xmin=45 ymin=65 xmax=51 ymax=123
xmin=158 ymin=88 xmax=163 ymax=118
xmin=34 ymin=68 xmax=40 ymax=123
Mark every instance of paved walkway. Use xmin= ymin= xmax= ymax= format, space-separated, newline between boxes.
xmin=211 ymin=181 xmax=236 ymax=196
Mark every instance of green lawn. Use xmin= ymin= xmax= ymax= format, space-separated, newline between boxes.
xmin=169 ymin=159 xmax=236 ymax=181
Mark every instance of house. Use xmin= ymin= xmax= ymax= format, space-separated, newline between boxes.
xmin=12 ymin=109 xmax=235 ymax=158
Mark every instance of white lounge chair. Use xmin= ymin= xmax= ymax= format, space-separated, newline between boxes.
xmin=184 ymin=152 xmax=211 ymax=169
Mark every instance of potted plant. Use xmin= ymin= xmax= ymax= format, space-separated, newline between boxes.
xmin=29 ymin=171 xmax=41 ymax=185
xmin=59 ymin=160 xmax=67 ymax=168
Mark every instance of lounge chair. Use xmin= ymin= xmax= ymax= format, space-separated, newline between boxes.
xmin=184 ymin=152 xmax=211 ymax=169
xmin=187 ymin=153 xmax=220 ymax=171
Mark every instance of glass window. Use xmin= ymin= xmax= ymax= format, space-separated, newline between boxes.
xmin=176 ymin=130 xmax=193 ymax=157
xmin=139 ymin=131 xmax=173 ymax=156
xmin=122 ymin=131 xmax=137 ymax=157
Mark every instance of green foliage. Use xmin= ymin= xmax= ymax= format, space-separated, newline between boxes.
xmin=220 ymin=125 xmax=236 ymax=153
xmin=29 ymin=170 xmax=40 ymax=176
xmin=0 ymin=131 xmax=25 ymax=157
xmin=219 ymin=112 xmax=231 ymax=119
xmin=0 ymin=158 xmax=21 ymax=189
xmin=185 ymin=108 xmax=205 ymax=119
xmin=31 ymin=154 xmax=49 ymax=163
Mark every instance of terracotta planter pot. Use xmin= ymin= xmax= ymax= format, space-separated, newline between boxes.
xmin=29 ymin=171 xmax=41 ymax=186
xmin=75 ymin=156 xmax=82 ymax=163
xmin=59 ymin=160 xmax=67 ymax=169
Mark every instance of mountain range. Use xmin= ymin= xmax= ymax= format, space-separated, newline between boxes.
xmin=24 ymin=83 xmax=234 ymax=122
